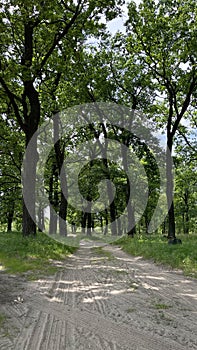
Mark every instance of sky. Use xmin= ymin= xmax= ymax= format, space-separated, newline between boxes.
xmin=106 ymin=0 xmax=141 ymax=35
xmin=106 ymin=4 xmax=128 ymax=35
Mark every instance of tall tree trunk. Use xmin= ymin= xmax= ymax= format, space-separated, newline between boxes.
xmin=22 ymin=124 xmax=39 ymax=236
xmin=7 ymin=201 xmax=15 ymax=232
xmin=126 ymin=185 xmax=136 ymax=237
xmin=38 ymin=205 xmax=45 ymax=232
xmin=104 ymin=209 xmax=108 ymax=235
xmin=89 ymin=122 xmax=117 ymax=235
xmin=53 ymin=116 xmax=68 ymax=236
xmin=86 ymin=194 xmax=92 ymax=236
xmin=117 ymin=217 xmax=122 ymax=235
xmin=87 ymin=212 xmax=92 ymax=236
xmin=166 ymin=136 xmax=176 ymax=239
xmin=48 ymin=164 xmax=58 ymax=235
xmin=91 ymin=215 xmax=95 ymax=232
xmin=122 ymin=146 xmax=136 ymax=237
xmin=102 ymin=158 xmax=117 ymax=235
xmin=100 ymin=215 xmax=103 ymax=233
xmin=49 ymin=206 xmax=58 ymax=235
xmin=21 ymin=22 xmax=40 ymax=236
xmin=144 ymin=214 xmax=149 ymax=235
xmin=59 ymin=188 xmax=67 ymax=236
xmin=81 ymin=212 xmax=87 ymax=234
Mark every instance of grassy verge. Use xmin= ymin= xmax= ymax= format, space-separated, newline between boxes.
xmin=0 ymin=231 xmax=76 ymax=280
xmin=113 ymin=235 xmax=197 ymax=278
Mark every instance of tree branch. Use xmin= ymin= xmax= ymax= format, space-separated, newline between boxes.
xmin=36 ymin=0 xmax=83 ymax=76
xmin=109 ymin=61 xmax=138 ymax=109
xmin=0 ymin=77 xmax=25 ymax=130
xmin=177 ymin=129 xmax=197 ymax=153
xmin=171 ymin=75 xmax=197 ymax=138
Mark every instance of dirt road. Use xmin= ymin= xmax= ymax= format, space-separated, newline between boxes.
xmin=1 ymin=240 xmax=197 ymax=349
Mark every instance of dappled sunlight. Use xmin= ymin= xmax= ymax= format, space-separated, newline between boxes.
xmin=109 ymin=289 xmax=128 ymax=295
xmin=0 ymin=265 xmax=6 ymax=271
xmin=178 ymin=279 xmax=193 ymax=285
xmin=83 ymin=295 xmax=108 ymax=303
xmin=141 ymin=282 xmax=160 ymax=291
xmin=144 ymin=275 xmax=165 ymax=281
xmin=14 ymin=242 xmax=195 ymax=350
xmin=115 ymin=256 xmax=143 ymax=263
xmin=33 ymin=242 xmax=197 ymax=334
xmin=35 ymin=258 xmax=139 ymax=310
xmin=49 ymin=296 xmax=63 ymax=303
xmin=38 ymin=279 xmax=80 ymax=285
xmin=56 ymin=283 xmax=114 ymax=294
xmin=178 ymin=293 xmax=197 ymax=301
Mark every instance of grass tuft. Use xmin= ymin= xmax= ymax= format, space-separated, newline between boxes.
xmin=154 ymin=303 xmax=172 ymax=310
xmin=0 ymin=313 xmax=6 ymax=328
xmin=0 ymin=231 xmax=76 ymax=279
xmin=113 ymin=234 xmax=197 ymax=278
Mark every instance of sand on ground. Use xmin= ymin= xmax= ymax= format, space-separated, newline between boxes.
xmin=0 ymin=240 xmax=197 ymax=349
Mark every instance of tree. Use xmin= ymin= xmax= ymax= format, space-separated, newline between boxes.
xmin=174 ymin=126 xmax=197 ymax=234
xmin=0 ymin=0 xmax=123 ymax=235
xmin=126 ymin=0 xmax=197 ymax=238
xmin=0 ymin=113 xmax=23 ymax=231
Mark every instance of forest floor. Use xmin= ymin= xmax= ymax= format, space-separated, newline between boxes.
xmin=0 ymin=240 xmax=197 ymax=350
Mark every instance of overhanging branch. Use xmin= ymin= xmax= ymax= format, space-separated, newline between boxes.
xmin=0 ymin=77 xmax=25 ymax=131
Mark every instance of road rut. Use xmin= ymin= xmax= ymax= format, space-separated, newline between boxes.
xmin=1 ymin=240 xmax=197 ymax=349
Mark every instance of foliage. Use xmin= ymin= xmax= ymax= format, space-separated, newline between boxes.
xmin=174 ymin=128 xmax=197 ymax=234
xmin=0 ymin=115 xmax=23 ymax=230
xmin=0 ymin=0 xmax=196 ymax=238
xmin=125 ymin=0 xmax=197 ymax=237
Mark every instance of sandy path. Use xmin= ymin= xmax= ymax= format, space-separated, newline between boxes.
xmin=1 ymin=240 xmax=197 ymax=349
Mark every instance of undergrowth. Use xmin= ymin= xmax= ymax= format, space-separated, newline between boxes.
xmin=114 ymin=235 xmax=197 ymax=278
xmin=0 ymin=231 xmax=76 ymax=279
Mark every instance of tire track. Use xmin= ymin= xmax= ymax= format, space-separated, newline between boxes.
xmin=1 ymin=241 xmax=197 ymax=349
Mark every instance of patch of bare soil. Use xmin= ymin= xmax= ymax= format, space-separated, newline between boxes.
xmin=0 ymin=241 xmax=197 ymax=349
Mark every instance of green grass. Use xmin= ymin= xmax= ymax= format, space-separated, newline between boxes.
xmin=113 ymin=234 xmax=197 ymax=278
xmin=0 ymin=313 xmax=10 ymax=338
xmin=0 ymin=313 xmax=6 ymax=328
xmin=0 ymin=231 xmax=76 ymax=280
xmin=154 ymin=303 xmax=172 ymax=310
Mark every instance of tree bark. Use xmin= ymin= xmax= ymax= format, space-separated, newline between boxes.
xmin=100 ymin=215 xmax=103 ymax=233
xmin=121 ymin=140 xmax=136 ymax=237
xmin=81 ymin=212 xmax=87 ymax=234
xmin=21 ymin=22 xmax=40 ymax=236
xmin=22 ymin=115 xmax=39 ymax=236
xmin=38 ymin=205 xmax=45 ymax=232
xmin=53 ymin=116 xmax=68 ymax=236
xmin=49 ymin=165 xmax=58 ymax=235
xmin=166 ymin=135 xmax=176 ymax=239
xmin=49 ymin=205 xmax=58 ymax=235
xmin=102 ymin=158 xmax=117 ymax=235
xmin=59 ymin=188 xmax=68 ymax=236
xmin=104 ymin=209 xmax=108 ymax=235
xmin=7 ymin=201 xmax=15 ymax=232
xmin=87 ymin=211 xmax=92 ymax=236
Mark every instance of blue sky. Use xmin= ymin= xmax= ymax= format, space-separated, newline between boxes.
xmin=106 ymin=0 xmax=141 ymax=35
